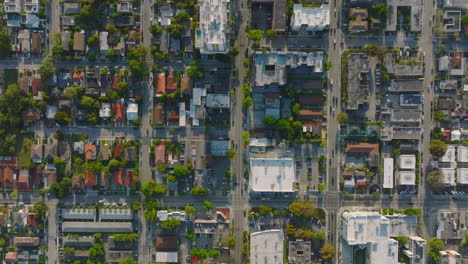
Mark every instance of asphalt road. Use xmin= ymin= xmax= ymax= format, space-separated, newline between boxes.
xmin=418 ymin=0 xmax=436 ymax=240
xmin=229 ymin=0 xmax=250 ymax=262
xmin=139 ymin=0 xmax=154 ymax=262
xmin=46 ymin=198 xmax=58 ymax=264
xmin=324 ymin=0 xmax=344 ymax=258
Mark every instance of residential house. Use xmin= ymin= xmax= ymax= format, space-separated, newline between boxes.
xmin=113 ymin=142 xmax=122 ymax=160
xmin=31 ymin=144 xmax=43 ymax=163
xmin=299 ymin=109 xmax=322 ymax=120
xmin=17 ymin=29 xmax=31 ymax=53
xmin=73 ymin=31 xmax=85 ymax=55
xmin=73 ymin=142 xmax=84 ymax=154
xmin=85 ymin=145 xmax=97 ymax=160
xmin=124 ymin=146 xmax=136 ymax=162
xmin=99 ymin=144 xmax=110 ymax=161
xmin=113 ymin=103 xmax=125 ymax=123
xmin=44 ymin=142 xmax=57 ymax=161
xmin=155 ymin=142 xmax=166 ymax=165
xmin=100 ymin=102 xmax=111 ymax=119
xmin=84 ymin=170 xmax=96 ymax=186
xmin=113 ymin=169 xmax=123 ymax=186
xmin=17 ymin=169 xmax=29 ymax=191
xmin=126 ymin=103 xmax=138 ymax=121
xmin=22 ymin=107 xmax=41 ymax=122
xmin=72 ymin=175 xmax=82 ymax=190
xmin=154 ymin=105 xmax=164 ymax=124
xmin=14 ymin=237 xmax=40 ymax=247
xmin=99 ymin=31 xmax=109 ymax=55
xmin=63 ymin=3 xmax=81 ymax=15
xmin=117 ymin=2 xmax=132 ymax=13
xmin=156 ymin=73 xmax=166 ymax=96
xmin=125 ymin=170 xmax=134 ymax=187
xmin=166 ymin=70 xmax=177 ymax=94
xmin=61 ymin=16 xmax=76 ymax=27
xmin=31 ymin=32 xmax=41 ymax=54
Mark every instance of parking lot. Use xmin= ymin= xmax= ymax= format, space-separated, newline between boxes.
xmin=251 ymin=3 xmax=272 ymax=31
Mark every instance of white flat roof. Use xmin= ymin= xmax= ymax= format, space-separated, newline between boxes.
xmin=440 ymin=145 xmax=456 ymax=163
xmin=179 ymin=102 xmax=186 ymax=127
xmin=457 ymin=168 xmax=468 ymax=185
xmin=290 ymin=4 xmax=330 ymax=31
xmin=206 ymin=93 xmax=230 ymax=108
xmin=441 ymin=168 xmax=456 ymax=186
xmin=250 ymin=230 xmax=284 ymax=264
xmin=62 ymin=208 xmax=96 ymax=220
xmin=383 ymin=158 xmax=394 ymax=189
xmin=341 ymin=212 xmax=389 ymax=245
xmin=250 ymin=157 xmax=295 ymax=192
xmin=398 ymin=171 xmax=416 ymax=185
xmin=196 ymin=0 xmax=229 ymax=54
xmin=156 ymin=252 xmax=178 ymax=263
xmin=399 ymin=155 xmax=416 ymax=170
xmin=99 ymin=208 xmax=133 ymax=220
xmin=249 ymin=138 xmax=270 ymax=147
xmin=458 ymin=146 xmax=468 ymax=163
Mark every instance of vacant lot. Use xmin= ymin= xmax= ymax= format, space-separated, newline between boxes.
xmin=17 ymin=136 xmax=34 ymax=169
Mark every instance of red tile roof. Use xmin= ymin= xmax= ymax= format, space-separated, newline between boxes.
xmin=156 ymin=74 xmax=166 ymax=94
xmin=72 ymin=72 xmax=83 ymax=83
xmin=113 ymin=169 xmax=123 ymax=186
xmin=31 ymin=78 xmax=43 ymax=96
xmin=3 ymin=167 xmax=14 ymax=186
xmin=299 ymin=109 xmax=323 ymax=119
xmin=5 ymin=252 xmax=16 ymax=262
xmin=345 ymin=143 xmax=379 ymax=154
xmin=125 ymin=170 xmax=134 ymax=187
xmin=113 ymin=142 xmax=122 ymax=159
xmin=155 ymin=142 xmax=166 ymax=165
xmin=27 ymin=213 xmax=37 ymax=228
xmin=216 ymin=208 xmax=230 ymax=223
xmin=84 ymin=170 xmax=97 ymax=186
xmin=154 ymin=105 xmax=164 ymax=123
xmin=167 ymin=111 xmax=179 ymax=122
xmin=166 ymin=73 xmax=177 ymax=94
xmin=112 ymin=75 xmax=122 ymax=91
xmin=452 ymin=52 xmax=463 ymax=69
xmin=84 ymin=145 xmax=96 ymax=160
xmin=112 ymin=103 xmax=125 ymax=122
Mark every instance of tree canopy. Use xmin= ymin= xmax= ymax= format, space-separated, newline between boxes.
xmin=187 ymin=61 xmax=204 ymax=80
xmin=247 ymin=29 xmax=263 ymax=42
xmin=0 ymin=31 xmax=12 ymax=59
xmin=161 ymin=217 xmax=181 ymax=229
xmin=288 ymin=200 xmax=315 ymax=218
xmin=38 ymin=57 xmax=55 ymax=80
xmin=337 ymin=112 xmax=349 ymax=124
xmin=429 ymin=139 xmax=447 ymax=158
xmin=428 ymin=238 xmax=444 ymax=261
xmin=427 ymin=170 xmax=444 ymax=192
xmin=321 ymin=243 xmax=335 ymax=261
xmin=192 ymin=186 xmax=207 ymax=196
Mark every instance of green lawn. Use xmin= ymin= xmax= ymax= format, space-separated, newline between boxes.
xmin=4 ymin=69 xmax=18 ymax=86
xmin=17 ymin=136 xmax=33 ymax=169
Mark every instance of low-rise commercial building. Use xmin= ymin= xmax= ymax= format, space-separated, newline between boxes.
xmin=250 ymin=230 xmax=284 ymax=264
